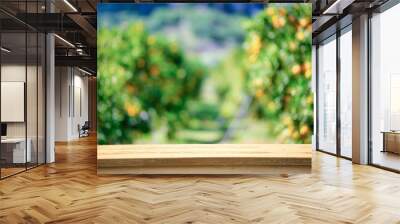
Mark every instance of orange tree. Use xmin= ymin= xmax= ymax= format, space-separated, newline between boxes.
xmin=243 ymin=4 xmax=313 ymax=143
xmin=98 ymin=23 xmax=205 ymax=144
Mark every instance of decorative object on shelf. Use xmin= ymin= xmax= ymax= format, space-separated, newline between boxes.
xmin=79 ymin=121 xmax=90 ymax=138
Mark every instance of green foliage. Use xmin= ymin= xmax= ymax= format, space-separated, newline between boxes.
xmin=97 ymin=23 xmax=205 ymax=144
xmin=243 ymin=4 xmax=313 ymax=143
xmin=210 ymin=49 xmax=246 ymax=119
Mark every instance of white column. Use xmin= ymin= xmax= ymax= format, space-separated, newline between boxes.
xmin=46 ymin=32 xmax=55 ymax=163
xmin=45 ymin=0 xmax=56 ymax=163
xmin=352 ymin=14 xmax=369 ymax=164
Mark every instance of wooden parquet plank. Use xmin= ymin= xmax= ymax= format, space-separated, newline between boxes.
xmin=0 ymin=135 xmax=400 ymax=223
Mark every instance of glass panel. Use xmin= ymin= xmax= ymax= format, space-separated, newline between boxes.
xmin=371 ymin=4 xmax=400 ymax=171
xmin=318 ymin=37 xmax=337 ymax=154
xmin=0 ymin=1 xmax=46 ymax=178
xmin=0 ymin=8 xmax=2 ymax=179
xmin=26 ymin=0 xmax=39 ymax=169
xmin=1 ymin=30 xmax=27 ymax=177
xmin=27 ymin=30 xmax=38 ymax=169
xmin=38 ymin=32 xmax=45 ymax=165
xmin=340 ymin=29 xmax=352 ymax=158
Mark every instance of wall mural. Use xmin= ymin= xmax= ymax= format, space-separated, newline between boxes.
xmin=97 ymin=3 xmax=312 ymax=145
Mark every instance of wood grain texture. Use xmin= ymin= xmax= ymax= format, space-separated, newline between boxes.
xmin=98 ymin=144 xmax=311 ymax=175
xmin=1 ymin=135 xmax=400 ymax=223
xmin=98 ymin=144 xmax=311 ymax=159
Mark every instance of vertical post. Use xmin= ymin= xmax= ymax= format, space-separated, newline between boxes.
xmin=312 ymin=45 xmax=318 ymax=150
xmin=315 ymin=45 xmax=320 ymax=150
xmin=25 ymin=1 xmax=28 ymax=170
xmin=336 ymin=28 xmax=341 ymax=157
xmin=352 ymin=14 xmax=369 ymax=164
xmin=46 ymin=1 xmax=55 ymax=163
xmin=0 ymin=20 xmax=2 ymax=179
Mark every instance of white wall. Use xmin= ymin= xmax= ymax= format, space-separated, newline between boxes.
xmin=1 ymin=65 xmax=26 ymax=139
xmin=1 ymin=65 xmax=40 ymax=138
xmin=1 ymin=63 xmax=46 ymax=164
xmin=55 ymin=67 xmax=89 ymax=141
xmin=55 ymin=66 xmax=69 ymax=141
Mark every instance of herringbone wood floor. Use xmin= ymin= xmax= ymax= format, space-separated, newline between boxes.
xmin=1 ymin=135 xmax=400 ymax=224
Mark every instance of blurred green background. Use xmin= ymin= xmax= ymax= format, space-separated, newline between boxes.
xmin=97 ymin=3 xmax=312 ymax=145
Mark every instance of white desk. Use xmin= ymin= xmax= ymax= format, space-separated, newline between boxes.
xmin=1 ymin=138 xmax=31 ymax=163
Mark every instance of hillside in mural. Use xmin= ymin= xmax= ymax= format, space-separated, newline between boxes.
xmin=97 ymin=3 xmax=312 ymax=145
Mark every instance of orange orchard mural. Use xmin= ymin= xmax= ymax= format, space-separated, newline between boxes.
xmin=97 ymin=3 xmax=312 ymax=145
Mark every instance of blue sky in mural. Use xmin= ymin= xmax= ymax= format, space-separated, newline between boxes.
xmin=98 ymin=3 xmax=265 ymax=29
xmin=98 ymin=3 xmax=264 ymax=17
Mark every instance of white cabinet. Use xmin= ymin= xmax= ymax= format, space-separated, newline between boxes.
xmin=1 ymin=138 xmax=32 ymax=163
